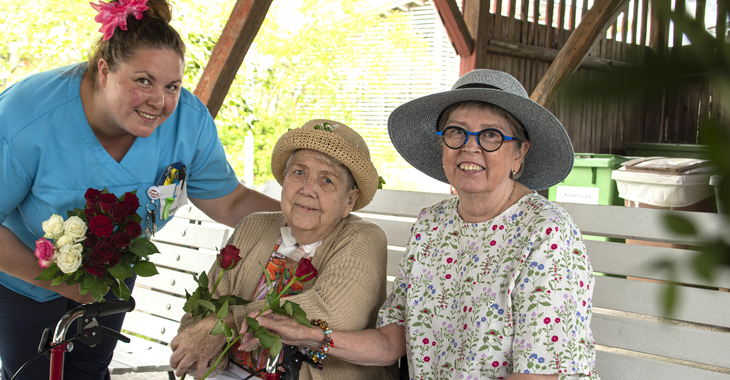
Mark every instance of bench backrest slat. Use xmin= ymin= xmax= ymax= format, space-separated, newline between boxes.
xmin=593 ymin=313 xmax=730 ymax=369
xmin=587 ymin=240 xmax=730 ymax=288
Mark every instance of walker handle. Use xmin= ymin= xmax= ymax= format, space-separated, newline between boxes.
xmin=78 ymin=297 xmax=136 ymax=318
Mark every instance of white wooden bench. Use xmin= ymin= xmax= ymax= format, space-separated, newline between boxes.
xmin=353 ymin=189 xmax=730 ymax=380
xmin=112 ymin=181 xmax=730 ymax=380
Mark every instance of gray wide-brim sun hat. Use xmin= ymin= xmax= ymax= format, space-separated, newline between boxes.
xmin=388 ymin=69 xmax=574 ymax=191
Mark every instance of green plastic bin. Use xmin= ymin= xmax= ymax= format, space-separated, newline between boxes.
xmin=548 ymin=154 xmax=631 ymax=242
xmin=625 ymin=142 xmax=709 ymax=159
xmin=548 ymin=154 xmax=631 ymax=206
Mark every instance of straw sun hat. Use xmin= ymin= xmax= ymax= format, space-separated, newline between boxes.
xmin=388 ymin=69 xmax=574 ymax=191
xmin=271 ymin=119 xmax=379 ymax=211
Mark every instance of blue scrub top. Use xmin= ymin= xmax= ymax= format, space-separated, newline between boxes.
xmin=0 ymin=64 xmax=240 ymax=301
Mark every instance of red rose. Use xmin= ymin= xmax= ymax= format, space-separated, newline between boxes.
xmin=98 ymin=193 xmax=118 ymax=214
xmin=110 ymin=232 xmax=131 ymax=248
xmin=217 ymin=244 xmax=242 ymax=270
xmin=85 ymin=188 xmax=101 ymax=208
xmin=125 ymin=220 xmax=142 ymax=239
xmin=108 ymin=250 xmax=121 ymax=266
xmin=85 ymin=206 xmax=100 ymax=220
xmin=294 ymin=258 xmax=318 ymax=282
xmin=90 ymin=241 xmax=115 ymax=264
xmin=122 ymin=192 xmax=140 ymax=214
xmin=84 ymin=263 xmax=106 ymax=278
xmin=89 ymin=215 xmax=114 ymax=238
xmin=84 ymin=234 xmax=100 ymax=248
xmin=111 ymin=203 xmax=132 ymax=223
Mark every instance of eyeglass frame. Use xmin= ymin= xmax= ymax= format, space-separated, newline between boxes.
xmin=436 ymin=126 xmax=521 ymax=152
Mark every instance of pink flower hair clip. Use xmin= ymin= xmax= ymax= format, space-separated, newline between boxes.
xmin=90 ymin=0 xmax=150 ymax=41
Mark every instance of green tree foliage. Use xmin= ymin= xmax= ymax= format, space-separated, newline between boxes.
xmin=217 ymin=0 xmax=428 ymax=185
xmin=2 ymin=0 xmax=428 ymax=187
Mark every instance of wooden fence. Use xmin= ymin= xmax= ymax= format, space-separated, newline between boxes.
xmin=469 ymin=0 xmax=728 ymax=154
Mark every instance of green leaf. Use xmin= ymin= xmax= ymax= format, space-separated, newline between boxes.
xmin=108 ymin=265 xmax=127 ymax=280
xmin=116 ymin=280 xmax=130 ymax=300
xmin=133 ymin=261 xmax=158 ymax=277
xmin=217 ymin=300 xmax=230 ymax=320
xmin=35 ymin=264 xmax=60 ymax=281
xmin=199 ymin=271 xmax=209 ymax=288
xmin=664 ymin=213 xmax=697 ymax=235
xmin=255 ymin=327 xmax=275 ymax=348
xmin=284 ymin=301 xmax=294 ymax=316
xmin=211 ymin=320 xmax=226 ymax=335
xmin=91 ymin=282 xmax=107 ymax=303
xmin=218 ymin=295 xmax=251 ymax=306
xmin=260 ymin=262 xmax=273 ymax=290
xmin=269 ymin=336 xmax=283 ymax=357
xmin=265 ymin=292 xmax=280 ymax=309
xmin=246 ymin=316 xmax=259 ymax=331
xmin=50 ymin=275 xmax=65 ymax=286
xmin=662 ymin=283 xmax=678 ymax=316
xmin=196 ymin=299 xmax=216 ymax=312
xmin=128 ymin=238 xmax=159 ymax=256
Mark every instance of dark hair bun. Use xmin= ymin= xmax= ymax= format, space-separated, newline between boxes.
xmin=145 ymin=0 xmax=172 ymax=24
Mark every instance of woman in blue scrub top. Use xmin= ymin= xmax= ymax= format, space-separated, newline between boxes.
xmin=0 ymin=0 xmax=279 ymax=378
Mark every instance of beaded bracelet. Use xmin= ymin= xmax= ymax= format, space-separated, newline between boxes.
xmin=301 ymin=319 xmax=334 ymax=370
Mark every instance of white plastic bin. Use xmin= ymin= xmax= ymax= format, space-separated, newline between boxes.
xmin=611 ymin=157 xmax=716 ymax=209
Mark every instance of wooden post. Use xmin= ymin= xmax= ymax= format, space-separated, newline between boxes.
xmin=432 ymin=0 xmax=474 ymax=57
xmin=460 ymin=0 xmax=493 ymax=75
xmin=649 ymin=0 xmax=670 ymax=55
xmin=530 ymin=0 xmax=629 ymax=107
xmin=193 ymin=0 xmax=273 ymax=118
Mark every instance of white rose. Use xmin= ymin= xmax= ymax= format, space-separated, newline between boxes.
xmin=55 ymin=235 xmax=75 ymax=249
xmin=63 ymin=216 xmax=88 ymax=241
xmin=56 ymin=244 xmax=84 ymax=274
xmin=42 ymin=214 xmax=65 ymax=239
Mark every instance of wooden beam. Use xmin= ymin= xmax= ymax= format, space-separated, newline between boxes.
xmin=487 ymin=39 xmax=631 ymax=68
xmin=193 ymin=0 xmax=273 ymax=118
xmin=530 ymin=0 xmax=629 ymax=107
xmin=432 ymin=0 xmax=474 ymax=56
xmin=460 ymin=0 xmax=493 ymax=75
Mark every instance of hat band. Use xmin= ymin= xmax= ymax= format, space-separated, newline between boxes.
xmin=456 ymin=83 xmax=501 ymax=90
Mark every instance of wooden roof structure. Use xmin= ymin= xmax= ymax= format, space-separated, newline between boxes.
xmin=193 ymin=0 xmax=727 ymax=154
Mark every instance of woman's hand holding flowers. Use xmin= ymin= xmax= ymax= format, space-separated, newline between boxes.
xmin=176 ymin=246 xmax=318 ymax=379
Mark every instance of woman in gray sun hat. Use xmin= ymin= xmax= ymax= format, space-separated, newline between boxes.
xmin=240 ymin=70 xmax=599 ymax=380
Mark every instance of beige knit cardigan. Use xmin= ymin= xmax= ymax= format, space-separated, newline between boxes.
xmin=179 ymin=212 xmax=398 ymax=380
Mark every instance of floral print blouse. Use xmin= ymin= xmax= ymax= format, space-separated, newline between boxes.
xmin=378 ymin=193 xmax=599 ymax=380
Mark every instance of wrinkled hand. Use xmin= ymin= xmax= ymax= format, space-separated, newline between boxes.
xmin=248 ymin=312 xmax=319 ymax=348
xmin=170 ymin=315 xmax=227 ymax=379
xmin=236 ymin=309 xmax=267 ymax=352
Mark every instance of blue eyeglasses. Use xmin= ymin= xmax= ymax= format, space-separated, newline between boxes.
xmin=436 ymin=126 xmax=521 ymax=152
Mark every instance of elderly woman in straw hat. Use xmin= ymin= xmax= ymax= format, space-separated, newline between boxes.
xmin=170 ymin=119 xmax=398 ymax=380
xmin=246 ymin=70 xmax=599 ymax=380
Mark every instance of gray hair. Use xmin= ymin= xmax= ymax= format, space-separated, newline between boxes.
xmin=284 ymin=150 xmax=357 ymax=190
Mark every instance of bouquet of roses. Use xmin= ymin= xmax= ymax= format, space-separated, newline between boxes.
xmin=33 ymin=188 xmax=159 ymax=302
xmin=183 ymin=245 xmax=318 ymax=379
